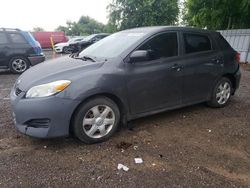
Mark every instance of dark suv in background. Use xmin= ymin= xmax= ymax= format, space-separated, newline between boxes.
xmin=70 ymin=33 xmax=109 ymax=53
xmin=0 ymin=28 xmax=45 ymax=73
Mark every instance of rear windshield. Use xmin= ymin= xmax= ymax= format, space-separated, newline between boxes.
xmin=21 ymin=31 xmax=38 ymax=46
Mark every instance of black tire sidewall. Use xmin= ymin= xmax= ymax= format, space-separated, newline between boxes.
xmin=9 ymin=57 xmax=30 ymax=74
xmin=209 ymin=77 xmax=232 ymax=108
xmin=73 ymin=97 xmax=120 ymax=144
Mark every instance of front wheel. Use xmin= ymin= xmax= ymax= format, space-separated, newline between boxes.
xmin=207 ymin=77 xmax=232 ymax=108
xmin=72 ymin=97 xmax=120 ymax=144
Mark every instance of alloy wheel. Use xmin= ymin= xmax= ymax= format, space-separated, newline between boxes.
xmin=82 ymin=105 xmax=115 ymax=139
xmin=11 ymin=59 xmax=27 ymax=73
xmin=216 ymin=82 xmax=231 ymax=105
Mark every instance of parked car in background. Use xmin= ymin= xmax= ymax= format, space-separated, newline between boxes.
xmin=54 ymin=37 xmax=85 ymax=54
xmin=69 ymin=33 xmax=109 ymax=53
xmin=0 ymin=28 xmax=45 ymax=73
xmin=33 ymin=31 xmax=68 ymax=48
xmin=11 ymin=26 xmax=240 ymax=143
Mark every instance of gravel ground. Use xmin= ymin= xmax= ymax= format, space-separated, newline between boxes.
xmin=0 ymin=53 xmax=250 ymax=187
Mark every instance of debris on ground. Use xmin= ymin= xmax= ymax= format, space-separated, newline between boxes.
xmin=208 ymin=129 xmax=212 ymax=133
xmin=78 ymin=157 xmax=84 ymax=163
xmin=134 ymin=158 xmax=143 ymax=164
xmin=133 ymin=145 xmax=138 ymax=150
xmin=117 ymin=164 xmax=129 ymax=171
xmin=116 ymin=141 xmax=132 ymax=150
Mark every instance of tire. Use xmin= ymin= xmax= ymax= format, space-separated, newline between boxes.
xmin=9 ymin=57 xmax=30 ymax=74
xmin=72 ymin=97 xmax=120 ymax=144
xmin=63 ymin=46 xmax=72 ymax=54
xmin=207 ymin=77 xmax=232 ymax=108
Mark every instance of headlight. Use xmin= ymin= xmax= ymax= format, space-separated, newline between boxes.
xmin=26 ymin=80 xmax=71 ymax=98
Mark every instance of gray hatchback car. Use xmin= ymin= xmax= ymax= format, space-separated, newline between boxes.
xmin=10 ymin=26 xmax=241 ymax=144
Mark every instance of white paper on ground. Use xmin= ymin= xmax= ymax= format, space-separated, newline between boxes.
xmin=134 ymin=158 xmax=143 ymax=164
xmin=117 ymin=163 xmax=129 ymax=171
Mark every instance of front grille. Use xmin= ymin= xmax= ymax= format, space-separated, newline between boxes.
xmin=15 ymin=87 xmax=22 ymax=96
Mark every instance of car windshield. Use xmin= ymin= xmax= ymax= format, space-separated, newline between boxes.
xmin=79 ymin=32 xmax=146 ymax=59
xmin=68 ymin=38 xmax=76 ymax=43
xmin=68 ymin=38 xmax=82 ymax=43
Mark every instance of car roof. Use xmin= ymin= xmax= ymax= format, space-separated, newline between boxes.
xmin=121 ymin=26 xmax=217 ymax=35
xmin=95 ymin=33 xmax=110 ymax=36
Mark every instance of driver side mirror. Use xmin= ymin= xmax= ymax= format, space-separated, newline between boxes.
xmin=129 ymin=50 xmax=149 ymax=63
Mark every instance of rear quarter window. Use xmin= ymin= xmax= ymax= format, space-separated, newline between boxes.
xmin=183 ymin=33 xmax=212 ymax=54
xmin=9 ymin=33 xmax=27 ymax=44
xmin=214 ymin=33 xmax=233 ymax=50
xmin=0 ymin=32 xmax=8 ymax=44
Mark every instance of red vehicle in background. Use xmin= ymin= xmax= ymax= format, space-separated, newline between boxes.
xmin=33 ymin=32 xmax=68 ymax=48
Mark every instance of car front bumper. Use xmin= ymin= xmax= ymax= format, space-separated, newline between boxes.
xmin=28 ymin=54 xmax=45 ymax=66
xmin=54 ymin=46 xmax=63 ymax=53
xmin=10 ymin=88 xmax=80 ymax=138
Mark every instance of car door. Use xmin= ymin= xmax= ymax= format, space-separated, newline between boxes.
xmin=179 ymin=32 xmax=223 ymax=104
xmin=125 ymin=32 xmax=183 ymax=115
xmin=0 ymin=32 xmax=11 ymax=67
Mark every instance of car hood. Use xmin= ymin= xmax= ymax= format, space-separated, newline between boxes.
xmin=16 ymin=56 xmax=104 ymax=91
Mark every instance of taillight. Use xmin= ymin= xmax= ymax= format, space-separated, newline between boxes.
xmin=236 ymin=52 xmax=240 ymax=63
xmin=33 ymin=46 xmax=42 ymax=55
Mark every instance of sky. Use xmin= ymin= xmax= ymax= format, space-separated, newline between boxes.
xmin=0 ymin=0 xmax=111 ymax=31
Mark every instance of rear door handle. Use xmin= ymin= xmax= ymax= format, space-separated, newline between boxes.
xmin=171 ymin=64 xmax=182 ymax=72
xmin=212 ymin=58 xmax=221 ymax=64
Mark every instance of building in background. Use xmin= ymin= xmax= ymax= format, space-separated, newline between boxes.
xmin=33 ymin=32 xmax=68 ymax=49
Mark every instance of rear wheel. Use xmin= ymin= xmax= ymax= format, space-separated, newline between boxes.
xmin=72 ymin=97 xmax=120 ymax=144
xmin=9 ymin=57 xmax=30 ymax=74
xmin=207 ymin=77 xmax=232 ymax=108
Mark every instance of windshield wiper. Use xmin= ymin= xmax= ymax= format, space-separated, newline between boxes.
xmin=70 ymin=54 xmax=96 ymax=62
xmin=82 ymin=56 xmax=96 ymax=62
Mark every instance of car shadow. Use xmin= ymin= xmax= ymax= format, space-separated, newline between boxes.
xmin=0 ymin=70 xmax=12 ymax=75
xmin=25 ymin=103 xmax=208 ymax=148
xmin=15 ymin=99 xmax=240 ymax=149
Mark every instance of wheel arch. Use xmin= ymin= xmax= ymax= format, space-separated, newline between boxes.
xmin=69 ymin=92 xmax=128 ymax=135
xmin=8 ymin=54 xmax=30 ymax=66
xmin=222 ymin=73 xmax=236 ymax=94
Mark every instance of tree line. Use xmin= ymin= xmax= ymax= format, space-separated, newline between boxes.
xmin=42 ymin=0 xmax=249 ymax=35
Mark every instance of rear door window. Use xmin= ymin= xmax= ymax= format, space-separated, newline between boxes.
xmin=0 ymin=33 xmax=8 ymax=44
xmin=138 ymin=32 xmax=178 ymax=59
xmin=183 ymin=33 xmax=211 ymax=54
xmin=9 ymin=33 xmax=27 ymax=44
